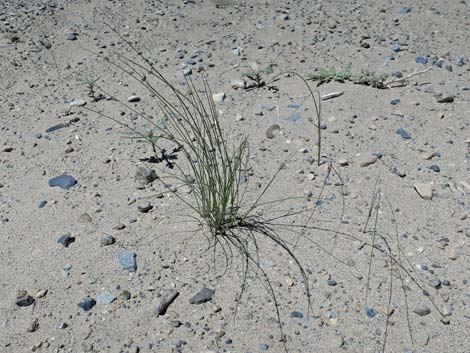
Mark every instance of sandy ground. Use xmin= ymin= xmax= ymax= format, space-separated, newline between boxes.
xmin=1 ymin=0 xmax=470 ymax=352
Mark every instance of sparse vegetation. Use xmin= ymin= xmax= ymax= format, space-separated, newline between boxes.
xmin=75 ymin=70 xmax=102 ymax=101
xmin=241 ymin=62 xmax=278 ymax=90
xmin=307 ymin=63 xmax=387 ymax=88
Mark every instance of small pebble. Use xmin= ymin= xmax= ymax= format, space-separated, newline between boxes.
xmin=360 ymin=155 xmax=378 ymax=167
xmin=118 ymin=290 xmax=131 ymax=301
xmin=127 ymin=95 xmax=141 ymax=103
xmin=101 ymin=233 xmax=115 ymax=246
xmin=35 ymin=289 xmax=47 ymax=298
xmin=97 ymin=291 xmax=116 ymax=304
xmin=66 ymin=32 xmax=78 ymax=41
xmin=396 ymin=128 xmax=412 ymax=139
xmin=413 ymin=304 xmax=431 ymax=316
xmin=435 ymin=93 xmax=455 ymax=103
xmin=290 ymin=311 xmax=303 ymax=318
xmin=414 ymin=183 xmax=433 ymax=200
xmin=286 ymin=112 xmax=302 ymax=122
xmin=113 ymin=223 xmax=126 ymax=230
xmin=189 ymin=287 xmax=214 ymax=304
xmin=155 ymin=289 xmax=179 ymax=315
xmin=69 ymin=99 xmax=86 ymax=106
xmin=442 ymin=304 xmax=453 ymax=316
xmin=16 ymin=295 xmax=35 ymax=307
xmin=78 ymin=213 xmax=92 ymax=223
xmin=118 ymin=250 xmax=137 ymax=271
xmin=46 ymin=123 xmax=69 ymax=133
xmin=57 ymin=233 xmax=75 ymax=247
xmin=137 ymin=201 xmax=153 ymax=213
xmin=230 ymin=79 xmax=246 ymax=89
xmin=78 ymin=298 xmax=96 ymax=311
xmin=366 ymin=307 xmax=378 ymax=318
xmin=212 ymin=92 xmax=225 ymax=104
xmin=415 ymin=56 xmax=428 ymax=64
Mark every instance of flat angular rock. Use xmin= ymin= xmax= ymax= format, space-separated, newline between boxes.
xmin=155 ymin=289 xmax=179 ymax=316
xmin=189 ymin=287 xmax=214 ymax=304
xmin=286 ymin=112 xmax=302 ymax=122
xmin=49 ymin=175 xmax=77 ymax=189
xmin=118 ymin=250 xmax=137 ymax=271
xmin=414 ymin=183 xmax=433 ymax=200
xmin=97 ymin=291 xmax=116 ymax=304
xmin=212 ymin=92 xmax=225 ymax=104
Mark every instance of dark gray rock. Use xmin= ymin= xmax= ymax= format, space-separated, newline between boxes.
xmin=78 ymin=298 xmax=96 ymax=311
xmin=189 ymin=287 xmax=214 ymax=304
xmin=45 ymin=123 xmax=69 ymax=133
xmin=57 ymin=233 xmax=75 ymax=247
xmin=16 ymin=295 xmax=35 ymax=307
xmin=435 ymin=93 xmax=455 ymax=103
xmin=290 ymin=310 xmax=303 ymax=318
xmin=415 ymin=56 xmax=428 ymax=64
xmin=49 ymin=175 xmax=77 ymax=189
xmin=396 ymin=128 xmax=412 ymax=139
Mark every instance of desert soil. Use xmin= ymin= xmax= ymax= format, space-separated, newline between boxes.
xmin=1 ymin=0 xmax=470 ymax=352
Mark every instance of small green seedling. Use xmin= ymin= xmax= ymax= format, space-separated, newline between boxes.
xmin=242 ymin=63 xmax=276 ymax=90
xmin=122 ymin=117 xmax=167 ymax=156
xmin=76 ymin=71 xmax=102 ymax=101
